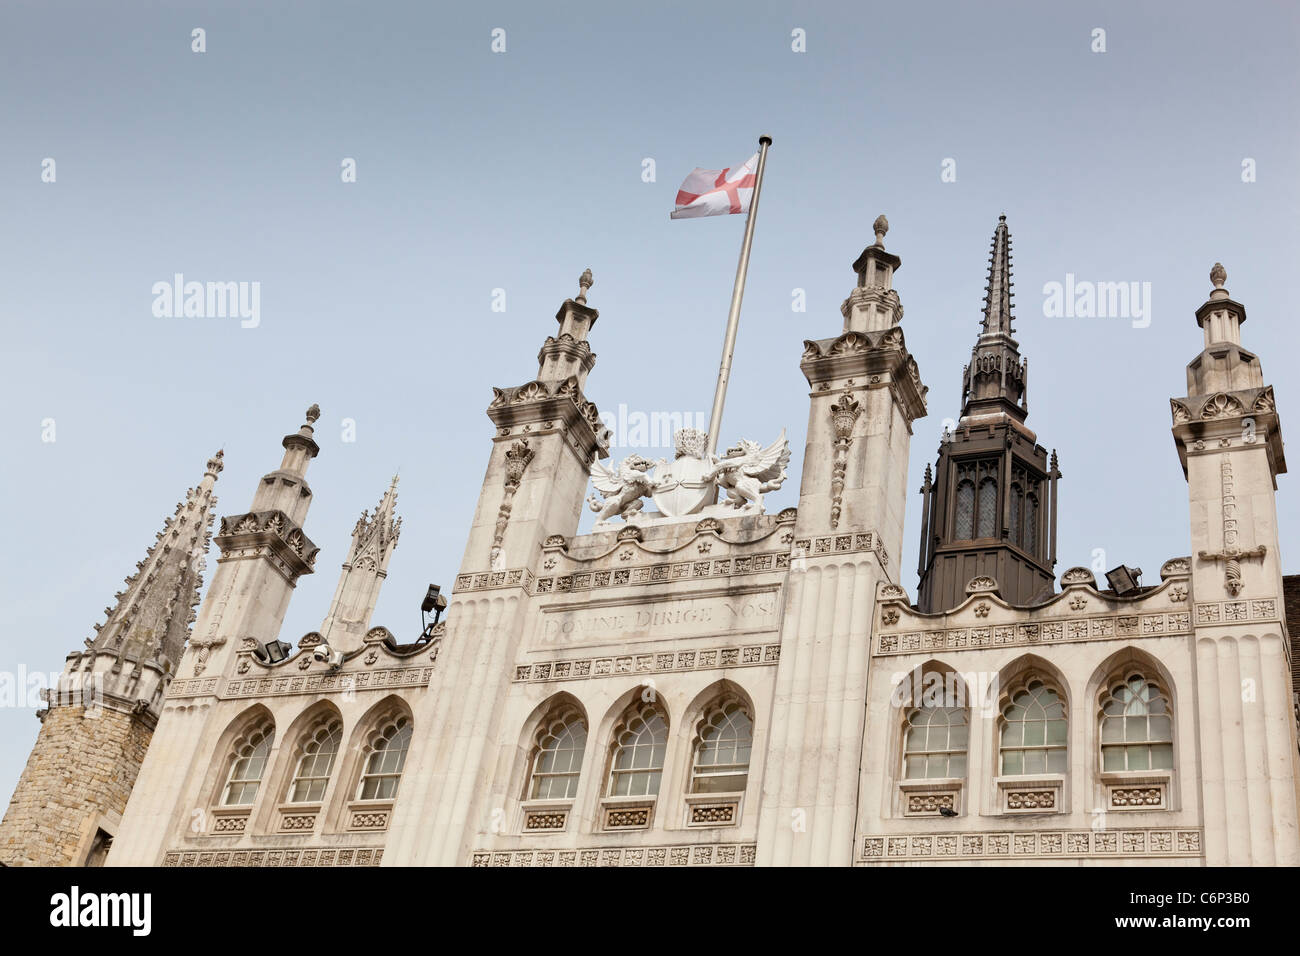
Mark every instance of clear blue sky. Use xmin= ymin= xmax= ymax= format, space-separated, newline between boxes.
xmin=1 ymin=0 xmax=1297 ymax=805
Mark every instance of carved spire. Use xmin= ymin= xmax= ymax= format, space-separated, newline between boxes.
xmin=320 ymin=474 xmax=403 ymax=647
xmin=89 ymin=450 xmax=222 ymax=674
xmin=981 ymin=214 xmax=1015 ymax=336
xmin=960 ymin=215 xmax=1028 ymax=424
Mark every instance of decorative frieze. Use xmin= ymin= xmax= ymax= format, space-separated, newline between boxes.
xmin=470 ymin=844 xmax=756 ymax=867
xmin=453 ymin=567 xmax=536 ymax=594
xmin=875 ymin=612 xmax=1192 ymax=656
xmin=905 ymin=792 xmax=956 ymax=816
xmin=1005 ymin=789 xmax=1056 ymax=811
xmin=524 ymin=810 xmax=568 ymax=831
xmin=163 ymin=848 xmax=383 ymax=867
xmin=859 ymin=828 xmax=1203 ymax=863
xmin=219 ymin=666 xmax=434 ymax=699
xmin=792 ymin=530 xmax=889 ymax=569
xmin=603 ymin=804 xmax=652 ymax=830
xmin=1194 ymin=597 xmax=1279 ymax=625
xmin=688 ymin=802 xmax=738 ymax=826
xmin=534 ymin=550 xmax=790 ymax=596
xmin=514 ymin=643 xmax=780 ymax=683
xmin=1110 ymin=786 xmax=1166 ymax=810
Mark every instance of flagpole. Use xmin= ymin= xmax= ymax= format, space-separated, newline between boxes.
xmin=705 ymin=134 xmax=771 ymax=459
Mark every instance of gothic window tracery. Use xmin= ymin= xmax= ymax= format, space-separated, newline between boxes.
xmin=357 ymin=714 xmax=412 ymax=801
xmin=608 ymin=702 xmax=668 ymax=798
xmin=999 ymin=679 xmax=1067 ymax=775
xmin=954 ymin=460 xmax=1000 ymax=541
xmin=1099 ymin=674 xmax=1173 ymax=772
xmin=528 ymin=707 xmax=587 ymax=800
xmin=221 ymin=722 xmax=274 ymax=806
xmin=691 ymin=699 xmax=753 ymax=794
xmin=288 ymin=717 xmax=343 ymax=803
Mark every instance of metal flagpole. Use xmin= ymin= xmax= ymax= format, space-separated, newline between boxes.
xmin=704 ymin=134 xmax=771 ymax=459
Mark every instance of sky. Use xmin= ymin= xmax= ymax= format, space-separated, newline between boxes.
xmin=0 ymin=0 xmax=1297 ymax=807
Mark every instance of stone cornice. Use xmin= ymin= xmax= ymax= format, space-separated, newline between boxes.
xmin=487 ymin=380 xmax=609 ymax=462
xmin=214 ymin=510 xmax=319 ymax=579
xmin=1170 ymin=384 xmax=1284 ymax=477
xmin=801 ymin=329 xmax=928 ymax=424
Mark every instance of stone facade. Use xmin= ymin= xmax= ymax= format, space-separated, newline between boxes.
xmin=9 ymin=217 xmax=1295 ymax=868
xmin=0 ymin=705 xmax=151 ymax=866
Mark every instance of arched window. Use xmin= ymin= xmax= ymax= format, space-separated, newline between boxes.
xmin=1000 ymin=680 xmax=1067 ymax=775
xmin=288 ymin=718 xmax=343 ymax=803
xmin=221 ymin=722 xmax=274 ymax=806
xmin=608 ymin=703 xmax=668 ymax=797
xmin=692 ymin=700 xmax=753 ymax=793
xmin=955 ymin=480 xmax=975 ymax=539
xmin=528 ymin=709 xmax=587 ymax=800
xmin=357 ymin=715 xmax=412 ymax=800
xmin=1100 ymin=674 xmax=1173 ymax=771
xmin=977 ymin=477 xmax=998 ymax=537
xmin=903 ymin=705 xmax=968 ymax=779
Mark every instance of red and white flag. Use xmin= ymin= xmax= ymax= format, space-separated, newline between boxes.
xmin=670 ymin=153 xmax=759 ymax=219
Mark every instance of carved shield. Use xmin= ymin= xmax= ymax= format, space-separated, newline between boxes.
xmin=651 ymin=454 xmax=715 ymax=517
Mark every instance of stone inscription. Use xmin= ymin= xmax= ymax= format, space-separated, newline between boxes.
xmin=536 ymin=590 xmax=779 ymax=648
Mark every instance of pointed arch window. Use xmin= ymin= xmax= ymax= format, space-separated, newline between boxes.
xmin=357 ymin=715 xmax=412 ymax=801
xmin=222 ymin=722 xmax=274 ymax=806
xmin=1100 ymin=674 xmax=1172 ymax=772
xmin=528 ymin=709 xmax=587 ymax=800
xmin=288 ymin=718 xmax=343 ymax=803
xmin=955 ymin=480 xmax=975 ymax=539
xmin=977 ymin=477 xmax=998 ymax=537
xmin=608 ymin=703 xmax=668 ymax=798
xmin=999 ymin=680 xmax=1067 ymax=775
xmin=692 ymin=700 xmax=753 ymax=794
xmin=903 ymin=705 xmax=968 ymax=779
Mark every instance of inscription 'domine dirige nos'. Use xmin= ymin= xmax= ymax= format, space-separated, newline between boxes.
xmin=536 ymin=591 xmax=779 ymax=647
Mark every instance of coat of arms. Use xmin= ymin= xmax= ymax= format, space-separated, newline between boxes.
xmin=587 ymin=427 xmax=790 ymax=527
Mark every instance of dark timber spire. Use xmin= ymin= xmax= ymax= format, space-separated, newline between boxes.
xmin=916 ymin=215 xmax=1060 ymax=612
xmin=962 ymin=215 xmax=1028 ymax=424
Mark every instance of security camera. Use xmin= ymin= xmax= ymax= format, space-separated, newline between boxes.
xmin=312 ymin=643 xmax=344 ymax=669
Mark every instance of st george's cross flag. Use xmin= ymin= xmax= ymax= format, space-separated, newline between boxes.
xmin=669 ymin=153 xmax=760 ymax=219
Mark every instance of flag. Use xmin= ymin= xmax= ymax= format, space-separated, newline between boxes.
xmin=670 ymin=153 xmax=759 ymax=219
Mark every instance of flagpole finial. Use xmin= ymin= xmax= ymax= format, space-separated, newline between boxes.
xmin=759 ymin=134 xmax=773 ymax=146
xmin=576 ymin=268 xmax=594 ymax=305
xmin=873 ymin=214 xmax=889 ymax=248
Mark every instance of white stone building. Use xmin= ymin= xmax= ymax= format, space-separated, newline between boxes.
xmin=6 ymin=216 xmax=1295 ymax=868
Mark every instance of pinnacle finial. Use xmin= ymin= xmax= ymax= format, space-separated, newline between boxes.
xmin=305 ymin=404 xmax=321 ymax=426
xmin=205 ymin=449 xmax=225 ymax=476
xmin=576 ymin=268 xmax=594 ymax=305
xmin=1210 ymin=262 xmax=1227 ymax=290
xmin=872 ymin=214 xmax=889 ymax=248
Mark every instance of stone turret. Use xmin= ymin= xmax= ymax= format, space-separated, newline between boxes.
xmin=0 ymin=450 xmax=222 ymax=866
xmin=757 ymin=217 xmax=929 ymax=865
xmin=1170 ymin=264 xmax=1297 ymax=865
